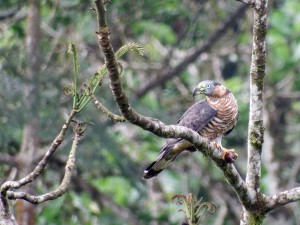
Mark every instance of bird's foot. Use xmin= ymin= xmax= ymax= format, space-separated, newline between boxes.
xmin=221 ymin=148 xmax=238 ymax=162
xmin=212 ymin=143 xmax=238 ymax=163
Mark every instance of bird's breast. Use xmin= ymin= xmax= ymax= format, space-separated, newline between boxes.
xmin=199 ymin=93 xmax=238 ymax=140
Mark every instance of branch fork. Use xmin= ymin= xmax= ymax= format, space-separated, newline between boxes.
xmin=0 ymin=110 xmax=81 ymax=222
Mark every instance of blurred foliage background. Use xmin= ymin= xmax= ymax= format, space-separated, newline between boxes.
xmin=1 ymin=0 xmax=300 ymax=224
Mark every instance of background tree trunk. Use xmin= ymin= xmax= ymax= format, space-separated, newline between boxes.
xmin=15 ymin=0 xmax=41 ymax=224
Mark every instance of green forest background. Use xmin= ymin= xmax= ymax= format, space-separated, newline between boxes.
xmin=1 ymin=0 xmax=300 ymax=224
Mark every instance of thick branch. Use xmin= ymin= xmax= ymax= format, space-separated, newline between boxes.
xmin=241 ymin=0 xmax=268 ymax=224
xmin=94 ymin=0 xmax=252 ymax=209
xmin=245 ymin=0 xmax=267 ymax=191
xmin=264 ymin=187 xmax=300 ymax=213
xmin=135 ymin=4 xmax=248 ymax=98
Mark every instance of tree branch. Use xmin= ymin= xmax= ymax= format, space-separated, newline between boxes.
xmin=135 ymin=4 xmax=248 ymax=98
xmin=241 ymin=0 xmax=268 ymax=224
xmin=264 ymin=187 xmax=300 ymax=213
xmin=94 ymin=0 xmax=253 ymax=209
xmin=5 ymin=122 xmax=83 ymax=204
xmin=245 ymin=0 xmax=267 ymax=192
xmin=0 ymin=110 xmax=76 ymax=214
xmin=90 ymin=94 xmax=126 ymax=122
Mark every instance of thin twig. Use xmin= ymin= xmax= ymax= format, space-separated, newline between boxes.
xmin=90 ymin=94 xmax=126 ymax=122
xmin=94 ymin=0 xmax=107 ymax=28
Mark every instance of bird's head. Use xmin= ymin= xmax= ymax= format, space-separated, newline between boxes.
xmin=192 ymin=80 xmax=222 ymax=98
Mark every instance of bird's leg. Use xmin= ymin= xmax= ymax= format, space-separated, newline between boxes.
xmin=211 ymin=142 xmax=238 ymax=162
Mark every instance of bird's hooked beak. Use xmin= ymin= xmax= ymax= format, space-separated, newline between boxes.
xmin=192 ymin=85 xmax=205 ymax=98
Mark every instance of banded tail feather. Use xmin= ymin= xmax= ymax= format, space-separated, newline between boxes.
xmin=143 ymin=144 xmax=181 ymax=179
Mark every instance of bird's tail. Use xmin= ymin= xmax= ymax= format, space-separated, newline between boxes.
xmin=143 ymin=144 xmax=181 ymax=179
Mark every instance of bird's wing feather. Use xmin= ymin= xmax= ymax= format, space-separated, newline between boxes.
xmin=177 ymin=99 xmax=217 ymax=132
xmin=143 ymin=99 xmax=217 ymax=179
xmin=164 ymin=99 xmax=217 ymax=148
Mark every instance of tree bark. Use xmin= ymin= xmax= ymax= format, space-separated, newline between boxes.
xmin=241 ymin=0 xmax=268 ymax=224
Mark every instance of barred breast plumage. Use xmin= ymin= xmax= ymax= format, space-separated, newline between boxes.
xmin=199 ymin=93 xmax=239 ymax=141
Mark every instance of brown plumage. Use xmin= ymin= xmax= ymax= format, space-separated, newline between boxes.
xmin=143 ymin=80 xmax=239 ymax=179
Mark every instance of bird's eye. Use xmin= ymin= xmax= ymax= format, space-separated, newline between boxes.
xmin=207 ymin=84 xmax=211 ymax=88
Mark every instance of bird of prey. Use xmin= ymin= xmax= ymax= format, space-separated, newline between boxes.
xmin=143 ymin=80 xmax=239 ymax=179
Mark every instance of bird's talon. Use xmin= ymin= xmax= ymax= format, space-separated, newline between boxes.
xmin=211 ymin=142 xmax=237 ymax=162
xmin=221 ymin=148 xmax=234 ymax=160
xmin=222 ymin=149 xmax=238 ymax=163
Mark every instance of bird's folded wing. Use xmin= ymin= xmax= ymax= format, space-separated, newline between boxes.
xmin=177 ymin=99 xmax=217 ymax=132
